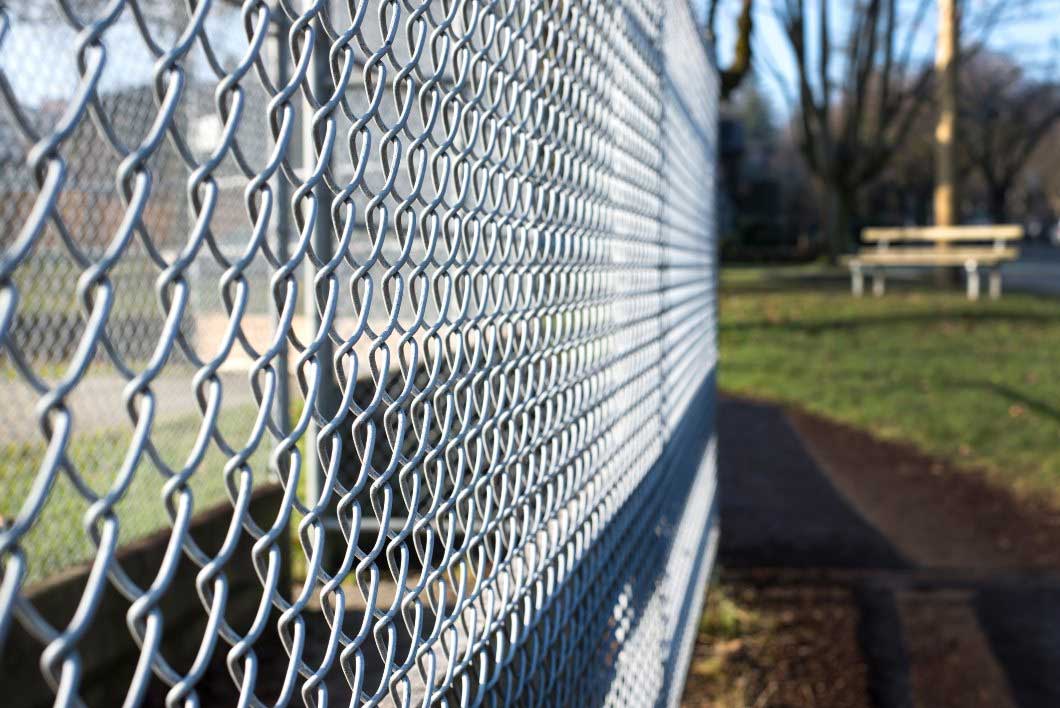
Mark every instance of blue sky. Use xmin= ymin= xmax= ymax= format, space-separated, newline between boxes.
xmin=5 ymin=2 xmax=1059 ymax=121
xmin=708 ymin=0 xmax=1060 ymax=121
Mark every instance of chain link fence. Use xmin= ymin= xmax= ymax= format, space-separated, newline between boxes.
xmin=0 ymin=0 xmax=719 ymax=705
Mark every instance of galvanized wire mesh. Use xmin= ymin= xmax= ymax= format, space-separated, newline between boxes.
xmin=0 ymin=0 xmax=719 ymax=705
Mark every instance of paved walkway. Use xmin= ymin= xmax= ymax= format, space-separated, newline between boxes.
xmin=1003 ymin=243 xmax=1060 ymax=296
xmin=716 ymin=395 xmax=1060 ymax=708
xmin=1 ymin=371 xmax=257 ymax=442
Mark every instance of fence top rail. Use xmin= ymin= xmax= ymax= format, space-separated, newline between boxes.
xmin=861 ymin=225 xmax=1024 ymax=243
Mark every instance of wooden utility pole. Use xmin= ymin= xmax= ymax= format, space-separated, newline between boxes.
xmin=934 ymin=0 xmax=959 ymax=226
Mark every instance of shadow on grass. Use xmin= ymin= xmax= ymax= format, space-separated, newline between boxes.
xmin=720 ymin=268 xmax=951 ymax=295
xmin=721 ymin=310 xmax=1060 ymax=335
xmin=721 ymin=267 xmax=1054 ymax=298
xmin=944 ymin=379 xmax=1060 ymax=426
xmin=721 ymin=274 xmax=853 ymax=295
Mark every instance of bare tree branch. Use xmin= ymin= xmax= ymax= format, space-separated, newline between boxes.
xmin=958 ymin=50 xmax=1060 ymax=220
xmin=721 ymin=0 xmax=755 ymax=99
xmin=776 ymin=0 xmax=944 ymax=258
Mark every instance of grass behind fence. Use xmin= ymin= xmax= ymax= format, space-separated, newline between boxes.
xmin=2 ymin=405 xmax=272 ymax=585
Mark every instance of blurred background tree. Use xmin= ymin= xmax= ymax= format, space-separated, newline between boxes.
xmin=958 ymin=51 xmax=1060 ymax=224
xmin=707 ymin=0 xmax=755 ymax=100
xmin=708 ymin=0 xmax=1060 ymax=262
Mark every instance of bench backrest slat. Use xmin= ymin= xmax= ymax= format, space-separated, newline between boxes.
xmin=861 ymin=225 xmax=1023 ymax=243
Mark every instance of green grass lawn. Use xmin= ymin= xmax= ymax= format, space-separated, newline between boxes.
xmin=720 ymin=266 xmax=1060 ymax=502
xmin=2 ymin=405 xmax=272 ymax=585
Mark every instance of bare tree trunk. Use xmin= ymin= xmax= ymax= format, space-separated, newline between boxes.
xmin=934 ymin=0 xmax=960 ymax=287
xmin=988 ymin=185 xmax=1008 ymax=223
xmin=823 ymin=187 xmax=840 ymax=265
xmin=934 ymin=0 xmax=959 ymax=227
xmin=823 ymin=183 xmax=856 ymax=264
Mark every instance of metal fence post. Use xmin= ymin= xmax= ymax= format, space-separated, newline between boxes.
xmin=303 ymin=13 xmax=341 ymax=516
xmin=272 ymin=7 xmax=292 ymax=439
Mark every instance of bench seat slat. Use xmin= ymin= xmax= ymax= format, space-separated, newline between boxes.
xmin=861 ymin=225 xmax=1022 ymax=242
xmin=846 ymin=248 xmax=1018 ymax=266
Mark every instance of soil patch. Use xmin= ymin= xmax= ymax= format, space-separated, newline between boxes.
xmin=682 ymin=577 xmax=871 ymax=708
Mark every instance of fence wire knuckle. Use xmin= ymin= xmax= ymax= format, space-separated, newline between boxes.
xmin=0 ymin=0 xmax=718 ymax=705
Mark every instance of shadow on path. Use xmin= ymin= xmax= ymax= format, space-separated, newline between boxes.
xmin=717 ymin=397 xmax=906 ymax=571
xmin=977 ymin=585 xmax=1060 ymax=708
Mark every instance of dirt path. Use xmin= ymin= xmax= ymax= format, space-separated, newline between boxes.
xmin=684 ymin=394 xmax=1060 ymax=708
xmin=788 ymin=407 xmax=1060 ymax=571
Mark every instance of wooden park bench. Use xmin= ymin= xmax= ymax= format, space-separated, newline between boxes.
xmin=845 ymin=225 xmax=1023 ymax=300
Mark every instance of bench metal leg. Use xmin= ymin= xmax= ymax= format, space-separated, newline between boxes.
xmin=989 ymin=267 xmax=1002 ymax=300
xmin=872 ymin=268 xmax=885 ymax=297
xmin=851 ymin=265 xmax=864 ymax=296
xmin=965 ymin=261 xmax=980 ymax=301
